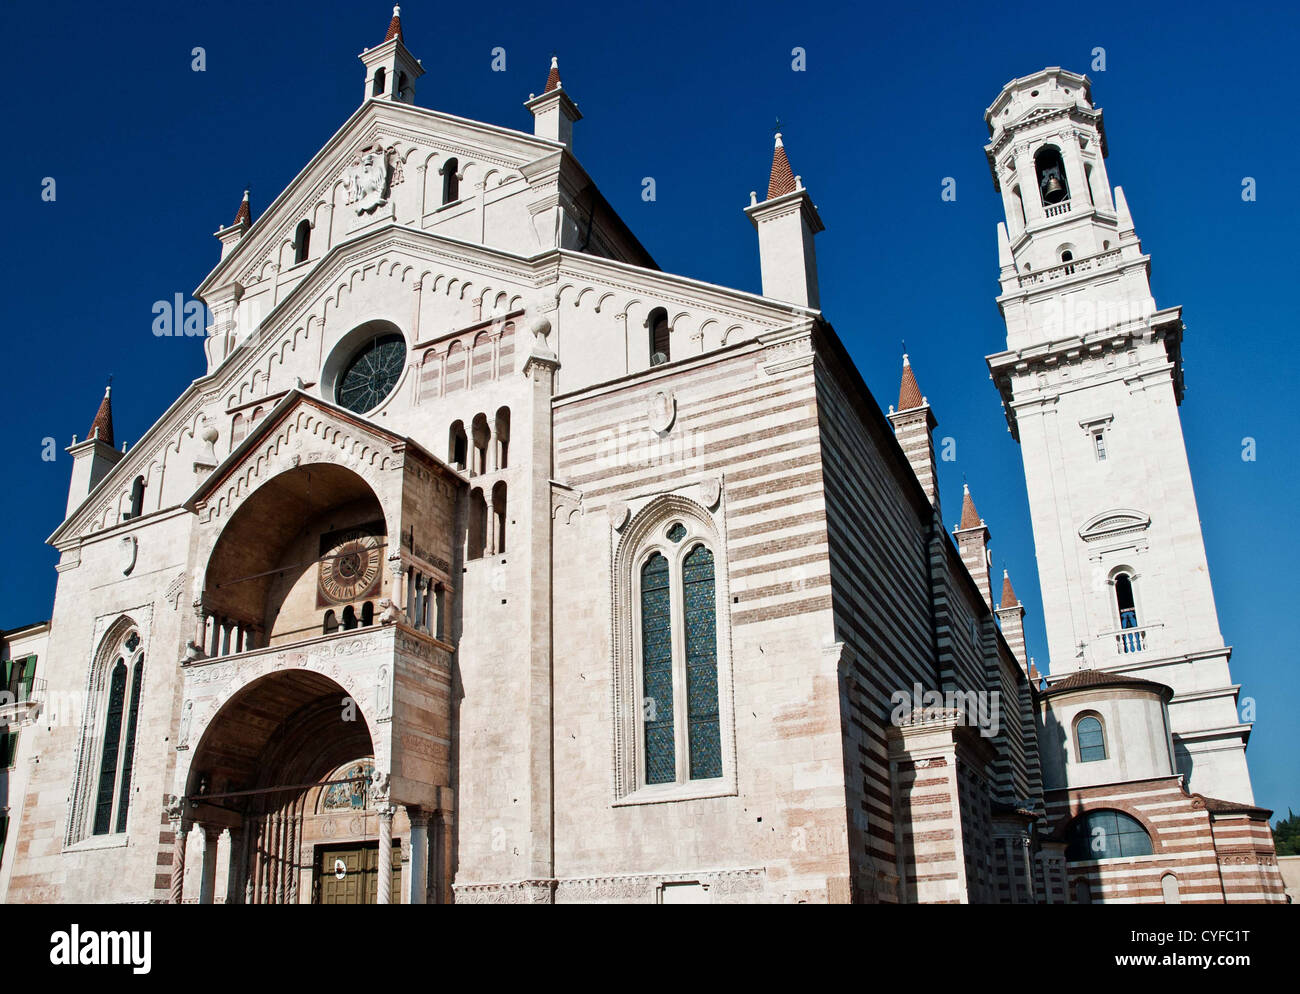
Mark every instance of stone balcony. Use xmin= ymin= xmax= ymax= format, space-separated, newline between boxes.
xmin=1016 ymin=247 xmax=1123 ymax=289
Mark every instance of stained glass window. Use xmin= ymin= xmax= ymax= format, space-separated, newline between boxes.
xmin=683 ymin=545 xmax=721 ymax=780
xmin=1065 ymin=810 xmax=1152 ymax=861
xmin=336 ymin=333 xmax=407 ymax=414
xmin=1076 ymin=715 xmax=1106 ymax=763
xmin=667 ymin=522 xmax=686 ymax=543
xmin=115 ymin=658 xmax=144 ymax=833
xmin=640 ymin=553 xmax=675 ymax=784
xmin=93 ymin=660 xmax=127 ymax=835
xmin=89 ymin=643 xmax=145 ymax=837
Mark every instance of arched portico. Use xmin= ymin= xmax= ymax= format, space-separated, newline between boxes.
xmin=172 ymin=668 xmax=427 ymax=904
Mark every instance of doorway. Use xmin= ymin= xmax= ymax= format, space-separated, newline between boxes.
xmin=314 ymin=841 xmax=402 ymax=904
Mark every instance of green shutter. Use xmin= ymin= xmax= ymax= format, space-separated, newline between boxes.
xmin=18 ymin=656 xmax=36 ymax=700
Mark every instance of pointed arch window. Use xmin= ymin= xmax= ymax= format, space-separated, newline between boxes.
xmin=620 ymin=503 xmax=733 ymax=801
xmin=640 ymin=552 xmax=675 ymax=783
xmin=86 ymin=628 xmax=145 ymax=837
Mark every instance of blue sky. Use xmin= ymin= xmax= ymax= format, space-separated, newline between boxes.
xmin=1 ymin=1 xmax=1295 ymax=815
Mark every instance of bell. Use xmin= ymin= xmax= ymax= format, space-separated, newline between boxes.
xmin=1043 ymin=174 xmax=1066 ymax=204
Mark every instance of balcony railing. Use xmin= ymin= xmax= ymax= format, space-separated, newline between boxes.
xmin=1017 ymin=247 xmax=1124 ymax=289
xmin=0 ymin=677 xmax=46 ymax=722
xmin=1096 ymin=625 xmax=1156 ymax=655
xmin=1044 ymin=199 xmax=1072 ymax=218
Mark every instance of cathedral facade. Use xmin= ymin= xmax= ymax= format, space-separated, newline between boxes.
xmin=0 ymin=10 xmax=1284 ymax=903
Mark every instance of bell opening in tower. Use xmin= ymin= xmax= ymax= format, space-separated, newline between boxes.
xmin=1034 ymin=145 xmax=1069 ymax=205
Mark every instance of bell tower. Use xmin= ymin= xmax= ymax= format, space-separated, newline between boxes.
xmin=984 ymin=68 xmax=1255 ymax=803
xmin=359 ymin=6 xmax=423 ymax=105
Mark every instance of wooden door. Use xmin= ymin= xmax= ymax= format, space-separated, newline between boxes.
xmin=315 ymin=842 xmax=402 ymax=904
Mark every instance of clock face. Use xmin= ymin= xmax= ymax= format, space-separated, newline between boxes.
xmin=335 ymin=333 xmax=406 ymax=414
xmin=318 ymin=528 xmax=383 ymax=605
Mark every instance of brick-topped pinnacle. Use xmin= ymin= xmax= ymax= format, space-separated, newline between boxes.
xmin=958 ymin=484 xmax=982 ymax=530
xmin=89 ymin=384 xmax=114 ymax=447
xmin=999 ymin=569 xmax=1018 ymax=609
xmin=898 ymin=353 xmax=924 ymax=410
xmin=544 ymin=55 xmax=561 ymax=93
xmin=384 ymin=5 xmax=403 ymax=42
xmin=767 ymin=133 xmax=797 ymax=199
xmin=233 ymin=189 xmax=250 ymax=228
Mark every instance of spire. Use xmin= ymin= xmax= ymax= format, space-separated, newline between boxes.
xmin=767 ymin=133 xmax=797 ymax=199
xmin=89 ymin=384 xmax=114 ymax=448
xmin=233 ymin=189 xmax=250 ymax=228
xmin=999 ymin=569 xmax=1018 ymax=609
xmin=898 ymin=353 xmax=924 ymax=410
xmin=958 ymin=483 xmax=982 ymax=530
xmin=384 ymin=5 xmax=403 ymax=42
xmin=524 ymin=54 xmax=581 ymax=147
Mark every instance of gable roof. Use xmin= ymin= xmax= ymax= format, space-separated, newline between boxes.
xmin=184 ymin=389 xmax=458 ymax=512
xmin=194 ymin=98 xmax=571 ymax=300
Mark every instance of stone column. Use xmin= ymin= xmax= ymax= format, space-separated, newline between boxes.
xmin=376 ymin=801 xmax=396 ymax=905
xmin=198 ymin=824 xmax=220 ymax=904
xmin=166 ymin=796 xmax=189 ymax=905
xmin=1057 ymin=130 xmax=1091 ymax=208
xmin=224 ymin=827 xmax=244 ymax=904
xmin=437 ymin=806 xmax=455 ymax=905
xmin=1013 ymin=144 xmax=1044 ymax=224
xmin=244 ymin=817 xmax=260 ymax=905
xmin=522 ymin=319 xmax=559 ymax=898
xmin=406 ymin=808 xmax=429 ymax=905
xmin=192 ymin=601 xmax=207 ymax=657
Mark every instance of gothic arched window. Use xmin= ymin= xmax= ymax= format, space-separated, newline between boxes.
xmin=640 ymin=552 xmax=675 ymax=783
xmin=617 ymin=499 xmax=734 ymax=801
xmin=1065 ymin=809 xmax=1153 ymax=862
xmin=1075 ymin=713 xmax=1107 ymax=763
xmin=79 ymin=625 xmax=146 ymax=838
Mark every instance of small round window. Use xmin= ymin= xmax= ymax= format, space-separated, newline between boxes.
xmin=666 ymin=523 xmax=686 ymax=543
xmin=335 ymin=333 xmax=406 ymax=414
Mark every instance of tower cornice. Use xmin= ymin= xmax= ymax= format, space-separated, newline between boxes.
xmin=986 ymin=306 xmax=1184 ymax=437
